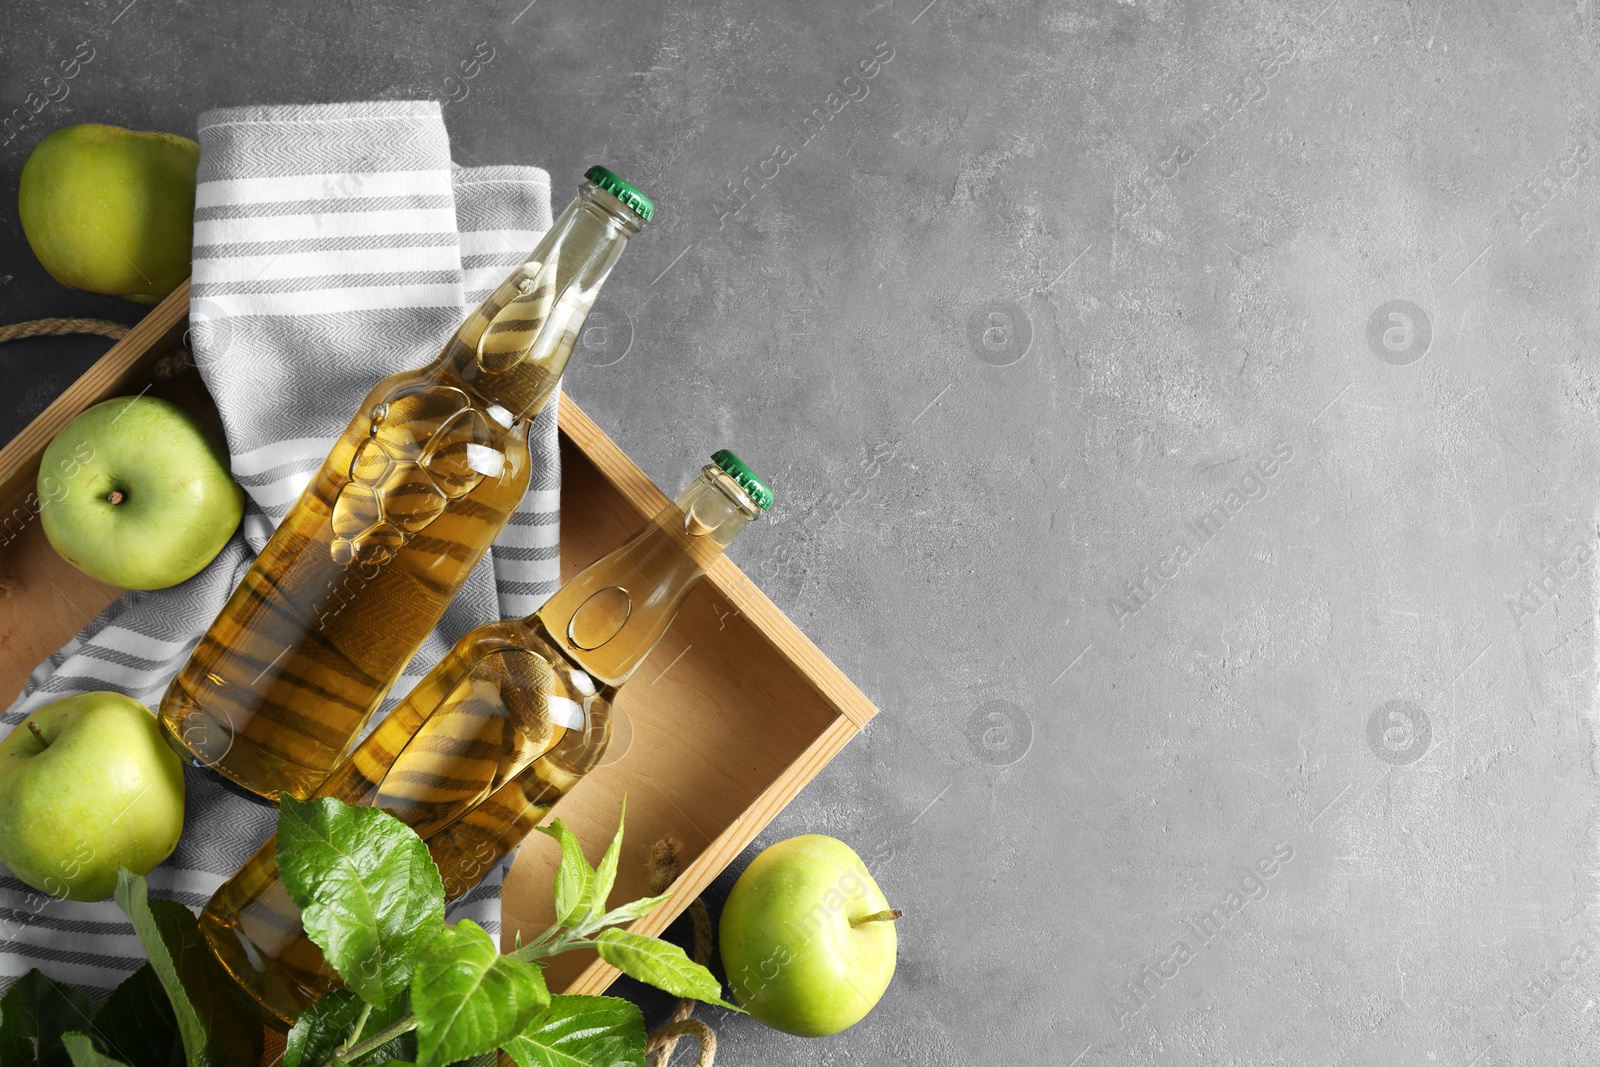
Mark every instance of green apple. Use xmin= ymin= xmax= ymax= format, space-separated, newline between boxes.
xmin=18 ymin=123 xmax=199 ymax=304
xmin=39 ymin=395 xmax=243 ymax=590
xmin=720 ymin=835 xmax=898 ymax=1037
xmin=0 ymin=692 xmax=186 ymax=901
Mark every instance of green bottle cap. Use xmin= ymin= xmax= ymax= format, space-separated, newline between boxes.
xmin=712 ymin=449 xmax=772 ymax=512
xmin=584 ymin=165 xmax=654 ymax=222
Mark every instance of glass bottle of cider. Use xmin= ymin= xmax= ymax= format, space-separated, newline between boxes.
xmin=159 ymin=167 xmax=654 ymax=803
xmin=198 ymin=451 xmax=772 ymax=1027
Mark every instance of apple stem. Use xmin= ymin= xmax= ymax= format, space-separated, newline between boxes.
xmin=849 ymin=909 xmax=901 ymax=927
xmin=26 ymin=720 xmax=47 ymax=748
xmin=106 ymin=489 xmax=126 ymax=505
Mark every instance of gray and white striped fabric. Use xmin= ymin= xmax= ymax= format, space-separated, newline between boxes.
xmin=0 ymin=100 xmax=558 ymax=999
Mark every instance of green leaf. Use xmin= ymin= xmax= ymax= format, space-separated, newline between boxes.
xmin=594 ymin=930 xmax=741 ymax=1011
xmin=60 ymin=1033 xmax=126 ymax=1067
xmin=283 ymin=990 xmax=355 ymax=1067
xmin=411 ymin=920 xmax=549 ymax=1067
xmin=593 ymin=893 xmax=672 ymax=930
xmin=0 ymin=969 xmax=98 ymax=1067
xmin=501 ymin=995 xmax=645 ymax=1067
xmin=534 ymin=820 xmax=592 ymax=926
xmin=585 ymin=801 xmax=626 ymax=921
xmin=276 ymin=796 xmax=446 ymax=1009
xmin=113 ymin=870 xmax=263 ymax=1067
xmin=284 ymin=990 xmax=416 ymax=1067
xmin=83 ymin=965 xmax=181 ymax=1067
xmin=282 ymin=990 xmax=362 ymax=1067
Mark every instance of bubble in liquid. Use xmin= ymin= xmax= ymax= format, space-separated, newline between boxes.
xmin=374 ymin=386 xmax=472 ymax=460
xmin=374 ymin=464 xmax=448 ymax=534
xmin=349 ymin=438 xmax=393 ymax=483
xmin=354 ymin=522 xmax=404 ymax=564
xmin=331 ymin=485 xmax=382 ymax=540
xmin=422 ymin=408 xmax=495 ymax=499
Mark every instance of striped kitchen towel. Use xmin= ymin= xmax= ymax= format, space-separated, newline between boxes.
xmin=0 ymin=100 xmax=558 ymax=998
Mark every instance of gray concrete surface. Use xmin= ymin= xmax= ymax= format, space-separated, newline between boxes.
xmin=4 ymin=0 xmax=1600 ymax=1063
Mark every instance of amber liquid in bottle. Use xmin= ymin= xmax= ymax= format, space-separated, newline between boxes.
xmin=159 ymin=180 xmax=645 ymax=802
xmin=199 ymin=463 xmax=764 ymax=1027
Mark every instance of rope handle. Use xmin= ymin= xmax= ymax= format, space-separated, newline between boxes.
xmin=645 ymin=836 xmax=720 ymax=1067
xmin=646 ymin=1019 xmax=717 ymax=1067
xmin=0 ymin=318 xmax=130 ymax=343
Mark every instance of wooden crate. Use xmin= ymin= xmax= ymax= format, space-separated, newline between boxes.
xmin=0 ymin=281 xmax=876 ymax=1000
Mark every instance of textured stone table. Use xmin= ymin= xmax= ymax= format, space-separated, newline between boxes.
xmin=3 ymin=1 xmax=1598 ymax=1063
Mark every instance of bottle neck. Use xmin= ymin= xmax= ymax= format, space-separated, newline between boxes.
xmin=534 ymin=467 xmax=760 ymax=686
xmin=437 ymin=183 xmax=643 ymax=420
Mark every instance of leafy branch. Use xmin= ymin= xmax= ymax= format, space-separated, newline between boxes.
xmin=279 ymin=795 xmax=741 ymax=1067
xmin=5 ymin=796 xmax=737 ymax=1067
